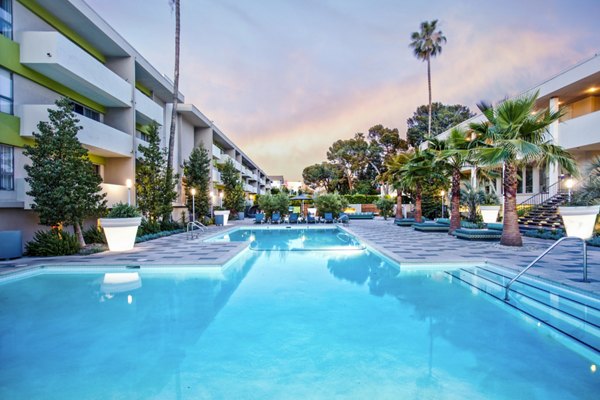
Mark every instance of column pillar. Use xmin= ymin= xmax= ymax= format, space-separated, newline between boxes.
xmin=470 ymin=166 xmax=477 ymax=188
xmin=548 ymin=97 xmax=560 ymax=188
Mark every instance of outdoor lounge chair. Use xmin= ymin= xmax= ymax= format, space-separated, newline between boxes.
xmin=324 ymin=213 xmax=334 ymax=223
xmin=255 ymin=213 xmax=265 ymax=224
xmin=394 ymin=217 xmax=416 ymax=227
xmin=288 ymin=213 xmax=299 ymax=224
xmin=453 ymin=228 xmax=502 ymax=241
xmin=337 ymin=213 xmax=349 ymax=224
xmin=271 ymin=212 xmax=281 ymax=224
xmin=307 ymin=213 xmax=316 ymax=224
xmin=413 ymin=218 xmax=451 ymax=232
xmin=347 ymin=212 xmax=374 ymax=220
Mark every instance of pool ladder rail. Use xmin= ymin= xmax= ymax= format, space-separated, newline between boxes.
xmin=187 ymin=221 xmax=206 ymax=240
xmin=504 ymin=236 xmax=589 ymax=302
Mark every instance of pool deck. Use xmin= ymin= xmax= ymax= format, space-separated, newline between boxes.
xmin=1 ymin=218 xmax=599 ymax=296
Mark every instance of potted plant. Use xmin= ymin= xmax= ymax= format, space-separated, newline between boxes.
xmin=213 ymin=206 xmax=230 ymax=226
xmin=99 ymin=202 xmax=142 ymax=251
xmin=479 ymin=192 xmax=501 ymax=224
xmin=559 ymin=176 xmax=600 ymax=240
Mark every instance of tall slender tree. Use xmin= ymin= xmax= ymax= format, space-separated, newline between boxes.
xmin=410 ymin=20 xmax=447 ymax=138
xmin=183 ymin=144 xmax=211 ymax=220
xmin=23 ymin=98 xmax=106 ymax=247
xmin=471 ymin=91 xmax=577 ymax=246
xmin=166 ymin=0 xmax=181 ymax=208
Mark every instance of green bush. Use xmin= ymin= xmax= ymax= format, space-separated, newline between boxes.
xmin=258 ymin=193 xmax=290 ymax=219
xmin=314 ymin=193 xmax=348 ymax=217
xmin=137 ymin=219 xmax=161 ymax=236
xmin=107 ymin=202 xmax=141 ymax=218
xmin=375 ymin=196 xmax=395 ymax=220
xmin=523 ymin=228 xmax=565 ymax=240
xmin=136 ymin=229 xmax=185 ymax=243
xmin=83 ymin=226 xmax=106 ymax=244
xmin=25 ymin=229 xmax=80 ymax=256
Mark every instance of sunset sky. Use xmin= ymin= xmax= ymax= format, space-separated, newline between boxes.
xmin=86 ymin=0 xmax=600 ymax=180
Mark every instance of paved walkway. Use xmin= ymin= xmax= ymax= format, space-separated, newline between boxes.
xmin=342 ymin=218 xmax=600 ymax=295
xmin=1 ymin=217 xmax=599 ymax=296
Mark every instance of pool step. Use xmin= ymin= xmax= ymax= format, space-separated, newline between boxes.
xmin=448 ymin=266 xmax=600 ymax=352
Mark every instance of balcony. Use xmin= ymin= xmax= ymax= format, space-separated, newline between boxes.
xmin=20 ymin=105 xmax=133 ymax=157
xmin=135 ymin=89 xmax=164 ymax=125
xmin=212 ymin=144 xmax=222 ymax=160
xmin=211 ymin=168 xmax=222 ymax=183
xmin=20 ymin=31 xmax=130 ymax=107
xmin=559 ymin=110 xmax=600 ymax=150
xmin=244 ymin=183 xmax=257 ymax=193
xmin=101 ymin=183 xmax=129 ymax=207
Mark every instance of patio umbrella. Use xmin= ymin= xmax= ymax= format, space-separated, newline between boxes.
xmin=291 ymin=194 xmax=312 ymax=216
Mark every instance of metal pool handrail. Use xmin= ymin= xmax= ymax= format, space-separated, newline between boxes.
xmin=504 ymin=236 xmax=588 ymax=301
xmin=187 ymin=221 xmax=206 ymax=239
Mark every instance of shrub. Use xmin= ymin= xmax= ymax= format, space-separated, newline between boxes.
xmin=258 ymin=193 xmax=290 ymax=218
xmin=25 ymin=229 xmax=80 ymax=256
xmin=83 ymin=226 xmax=106 ymax=244
xmin=107 ymin=202 xmax=141 ymax=218
xmin=523 ymin=228 xmax=565 ymax=240
xmin=136 ymin=229 xmax=185 ymax=243
xmin=137 ymin=219 xmax=161 ymax=236
xmin=375 ymin=196 xmax=395 ymax=220
xmin=314 ymin=193 xmax=348 ymax=217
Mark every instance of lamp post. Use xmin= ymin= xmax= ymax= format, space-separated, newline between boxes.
xmin=565 ymin=178 xmax=574 ymax=203
xmin=210 ymin=190 xmax=215 ymax=218
xmin=441 ymin=190 xmax=445 ymax=218
xmin=191 ymin=188 xmax=196 ymax=222
xmin=219 ymin=191 xmax=224 ymax=208
xmin=125 ymin=179 xmax=132 ymax=206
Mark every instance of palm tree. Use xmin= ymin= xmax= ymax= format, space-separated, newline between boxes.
xmin=431 ymin=128 xmax=481 ymax=233
xmin=384 ymin=148 xmax=440 ymax=222
xmin=166 ymin=0 xmax=180 ymax=190
xmin=410 ymin=20 xmax=447 ymax=138
xmin=470 ymin=91 xmax=578 ymax=247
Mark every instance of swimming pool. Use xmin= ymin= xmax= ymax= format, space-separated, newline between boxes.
xmin=206 ymin=227 xmax=365 ymax=251
xmin=1 ymin=230 xmax=598 ymax=399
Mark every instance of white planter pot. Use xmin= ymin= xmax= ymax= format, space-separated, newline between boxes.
xmin=99 ymin=217 xmax=142 ymax=251
xmin=480 ymin=205 xmax=501 ymax=224
xmin=214 ymin=210 xmax=230 ymax=226
xmin=558 ymin=205 xmax=600 ymax=240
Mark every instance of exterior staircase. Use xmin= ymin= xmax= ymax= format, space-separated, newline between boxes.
xmin=517 ymin=181 xmax=567 ymax=231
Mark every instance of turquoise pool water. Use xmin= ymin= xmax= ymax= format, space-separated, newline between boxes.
xmin=1 ymin=233 xmax=599 ymax=399
xmin=206 ymin=227 xmax=365 ymax=251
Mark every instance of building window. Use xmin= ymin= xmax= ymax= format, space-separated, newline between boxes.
xmin=525 ymin=165 xmax=533 ymax=193
xmin=0 ymin=144 xmax=14 ymax=190
xmin=0 ymin=67 xmax=13 ymax=114
xmin=0 ymin=0 xmax=12 ymax=40
xmin=136 ymin=130 xmax=149 ymax=142
xmin=69 ymin=101 xmax=101 ymax=122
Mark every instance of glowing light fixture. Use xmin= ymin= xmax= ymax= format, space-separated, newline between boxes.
xmin=125 ymin=179 xmax=132 ymax=205
xmin=591 ymin=364 xmax=597 ymax=373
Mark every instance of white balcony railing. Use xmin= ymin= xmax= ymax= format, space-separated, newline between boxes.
xmin=212 ymin=144 xmax=222 ymax=159
xmin=101 ymin=183 xmax=129 ymax=207
xmin=211 ymin=169 xmax=222 ymax=183
xmin=244 ymin=184 xmax=257 ymax=193
xmin=135 ymin=89 xmax=164 ymax=125
xmin=20 ymin=31 xmax=130 ymax=107
xmin=19 ymin=105 xmax=133 ymax=157
xmin=559 ymin=110 xmax=600 ymax=150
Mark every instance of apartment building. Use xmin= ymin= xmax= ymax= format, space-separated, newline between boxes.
xmin=433 ymin=54 xmax=600 ymax=202
xmin=0 ymin=0 xmax=270 ymax=241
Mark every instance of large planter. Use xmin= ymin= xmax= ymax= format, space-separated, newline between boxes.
xmin=214 ymin=210 xmax=230 ymax=226
xmin=99 ymin=217 xmax=142 ymax=251
xmin=480 ymin=205 xmax=501 ymax=224
xmin=558 ymin=205 xmax=600 ymax=240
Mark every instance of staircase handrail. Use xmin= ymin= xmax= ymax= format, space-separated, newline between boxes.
xmin=517 ymin=180 xmax=564 ymax=209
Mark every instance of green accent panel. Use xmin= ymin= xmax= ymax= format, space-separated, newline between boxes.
xmin=0 ymin=35 xmax=106 ymax=114
xmin=88 ymin=154 xmax=105 ymax=165
xmin=135 ymin=81 xmax=152 ymax=97
xmin=17 ymin=0 xmax=106 ymax=63
xmin=0 ymin=113 xmax=33 ymax=147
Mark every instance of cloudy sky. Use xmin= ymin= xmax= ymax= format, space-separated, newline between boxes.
xmin=86 ymin=0 xmax=600 ymax=180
